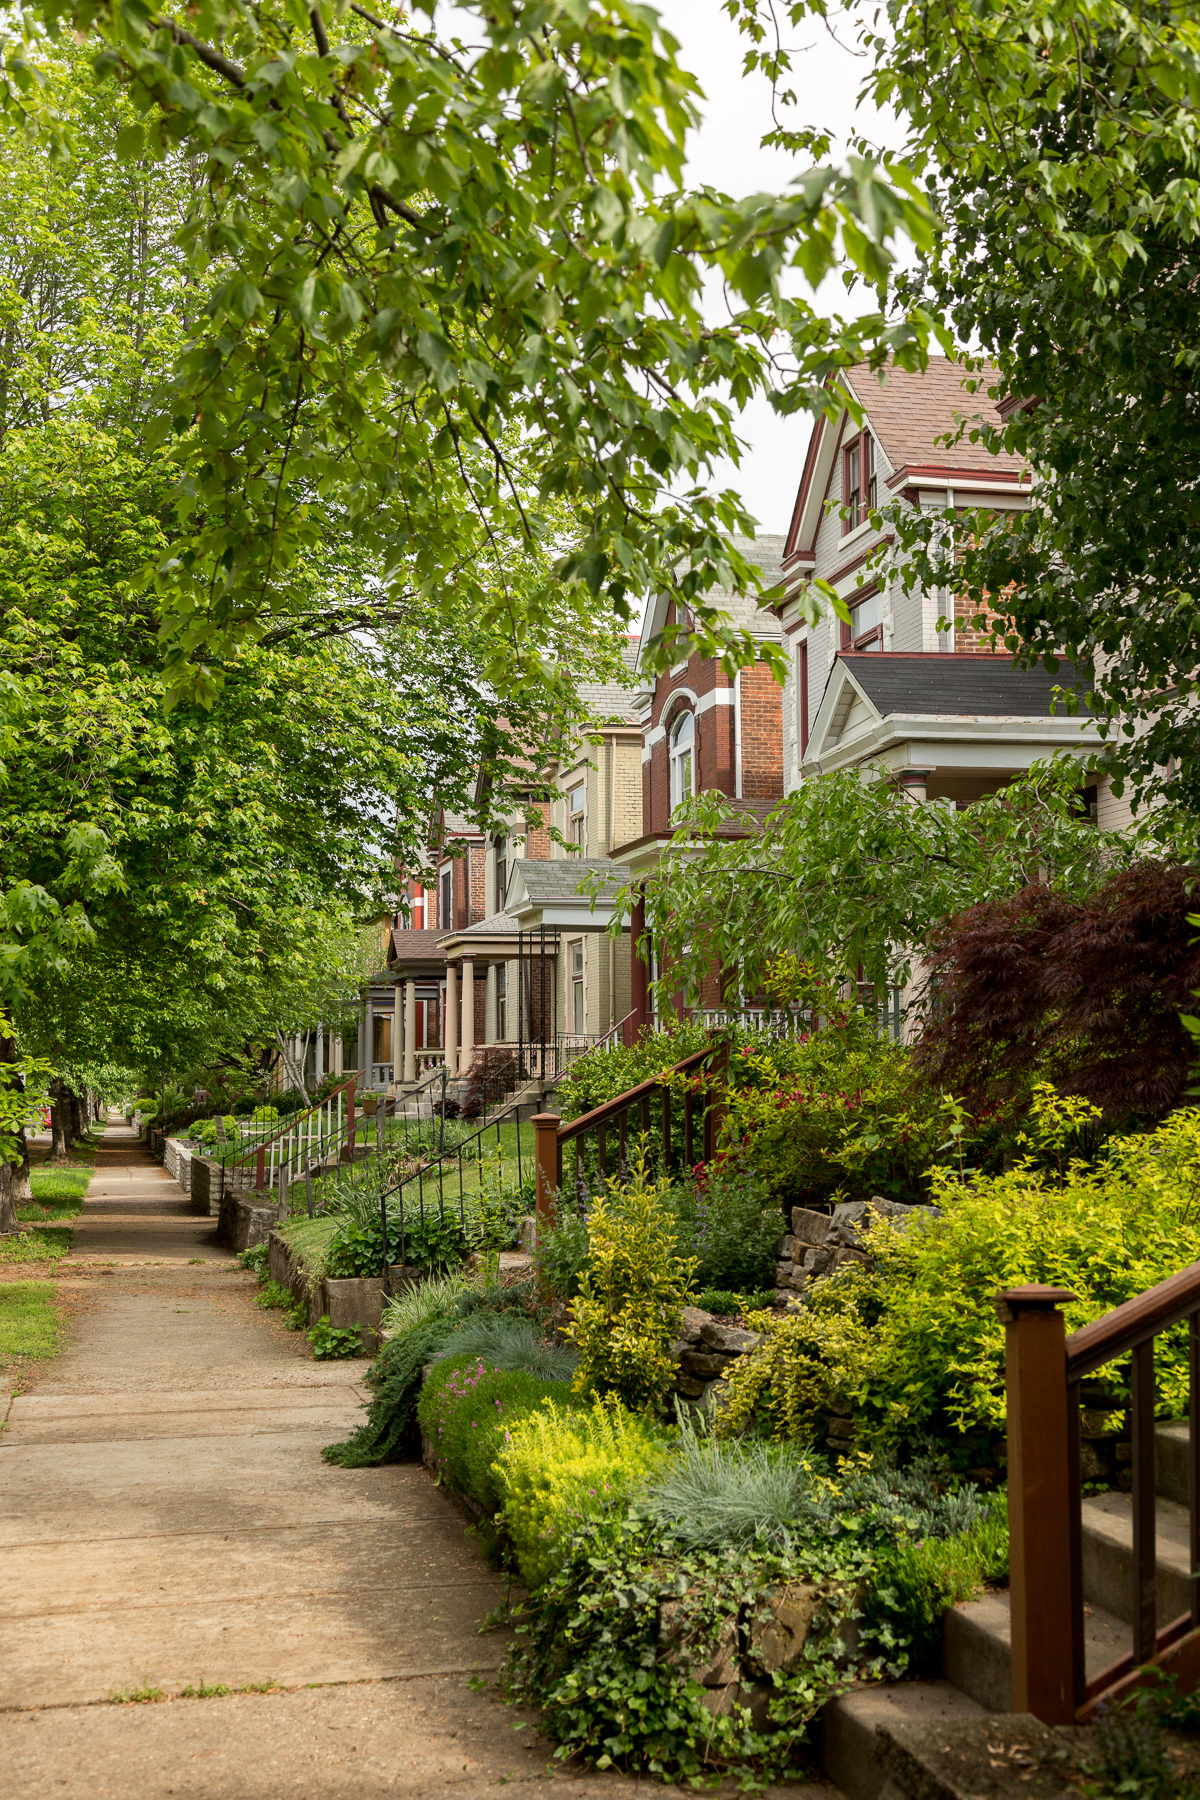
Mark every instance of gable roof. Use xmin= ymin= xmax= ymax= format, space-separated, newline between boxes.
xmin=639 ymin=534 xmax=785 ymax=677
xmin=835 ymin=652 xmax=1090 ymax=720
xmin=571 ymin=637 xmax=642 ymax=728
xmin=806 ymin=652 xmax=1100 ymax=775
xmin=784 ymin=359 xmax=1028 ymax=571
xmin=843 ymin=360 xmax=1025 ymax=480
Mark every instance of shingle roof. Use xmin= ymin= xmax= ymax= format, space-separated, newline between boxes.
xmin=573 ymin=637 xmax=642 ymax=726
xmin=843 ymin=360 xmax=1026 ymax=478
xmin=447 ymin=912 xmax=521 ymax=939
xmin=389 ymin=928 xmax=449 ymax=962
xmin=718 ymin=535 xmax=786 ymax=634
xmin=838 ymin=653 xmax=1090 ymax=719
xmin=513 ymin=858 xmax=626 ymax=902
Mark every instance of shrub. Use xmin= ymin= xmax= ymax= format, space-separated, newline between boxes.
xmin=558 ymin=1022 xmax=714 ymax=1122
xmin=251 ymin=1104 xmax=280 ymax=1124
xmin=569 ymin=1155 xmax=697 ymax=1411
xmin=492 ymin=1396 xmax=667 ymax=1588
xmin=719 ymin=1102 xmax=1200 ymax=1452
xmin=724 ymin=1024 xmax=959 ymax=1209
xmin=673 ymin=1160 xmax=784 ymax=1293
xmin=237 ymin=1243 xmax=268 ymax=1276
xmin=308 ymin=1317 xmax=362 ymax=1359
xmin=416 ymin=1354 xmax=564 ymax=1512
xmin=434 ymin=1311 xmax=576 ymax=1382
xmin=918 ymin=862 xmax=1200 ymax=1126
xmin=325 ymin=1206 xmax=467 ymax=1278
xmin=695 ymin=1287 xmax=776 ymax=1317
xmin=532 ymin=1205 xmax=589 ymax=1300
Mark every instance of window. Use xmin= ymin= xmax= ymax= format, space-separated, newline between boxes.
xmin=497 ymin=963 xmax=507 ymax=1041
xmin=440 ymin=867 xmax=452 ymax=930
xmin=840 ymin=584 xmax=884 ymax=652
xmin=842 ymin=430 xmax=877 ymax=534
xmin=494 ymin=836 xmax=508 ymax=912
xmin=570 ymin=939 xmax=585 ymax=1034
xmin=798 ymin=640 xmax=810 ymax=757
xmin=669 ymin=710 xmax=695 ymax=811
xmin=568 ymin=783 xmax=585 ymax=848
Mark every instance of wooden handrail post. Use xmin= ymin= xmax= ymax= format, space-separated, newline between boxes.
xmin=533 ymin=1112 xmax=560 ymax=1228
xmin=996 ymin=1284 xmax=1079 ymax=1724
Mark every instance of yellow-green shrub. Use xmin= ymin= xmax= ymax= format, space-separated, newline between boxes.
xmin=569 ymin=1154 xmax=697 ymax=1411
xmin=717 ymin=1105 xmax=1200 ymax=1448
xmin=492 ymin=1397 xmax=667 ymax=1588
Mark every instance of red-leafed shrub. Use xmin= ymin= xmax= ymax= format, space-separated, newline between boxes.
xmin=916 ymin=862 xmax=1200 ymax=1123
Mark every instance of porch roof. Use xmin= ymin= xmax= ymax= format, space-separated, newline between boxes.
xmin=505 ymin=857 xmax=627 ymax=930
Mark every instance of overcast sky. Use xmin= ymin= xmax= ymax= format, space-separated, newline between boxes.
xmin=653 ymin=0 xmax=902 ymax=536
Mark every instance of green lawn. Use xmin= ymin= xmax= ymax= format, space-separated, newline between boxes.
xmin=0 ymin=1228 xmax=74 ymax=1265
xmin=23 ymin=1159 xmax=93 ymax=1220
xmin=0 ymin=1281 xmax=61 ymax=1359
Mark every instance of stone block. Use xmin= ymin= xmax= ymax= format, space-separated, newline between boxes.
xmin=791 ymin=1207 xmax=830 ymax=1245
xmin=674 ymin=1372 xmax=710 ymax=1400
xmin=680 ymin=1350 xmax=731 ymax=1381
xmin=679 ymin=1306 xmax=714 ymax=1343
xmin=803 ymin=1246 xmax=833 ymax=1275
xmin=700 ymin=1322 xmax=762 ymax=1355
xmin=746 ymin=1581 xmax=821 ymax=1675
xmin=774 ymin=1261 xmax=795 ymax=1287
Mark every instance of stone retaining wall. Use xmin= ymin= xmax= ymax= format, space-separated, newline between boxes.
xmin=265 ymin=1230 xmax=427 ymax=1353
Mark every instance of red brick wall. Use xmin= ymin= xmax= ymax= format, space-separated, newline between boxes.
xmin=740 ymin=661 xmax=784 ymax=799
xmin=524 ymin=801 xmax=551 ymax=859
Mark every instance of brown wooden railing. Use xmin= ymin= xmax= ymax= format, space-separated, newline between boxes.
xmin=999 ymin=1267 xmax=1200 ymax=1724
xmin=530 ymin=1036 xmax=729 ymax=1223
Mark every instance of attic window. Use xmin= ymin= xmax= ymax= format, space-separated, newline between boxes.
xmin=842 ymin=430 xmax=877 ymax=533
xmin=841 ymin=584 xmax=884 ymax=652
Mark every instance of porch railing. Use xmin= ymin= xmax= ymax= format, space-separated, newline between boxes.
xmin=531 ymin=1036 xmax=729 ymax=1221
xmin=999 ymin=1266 xmax=1200 ymax=1724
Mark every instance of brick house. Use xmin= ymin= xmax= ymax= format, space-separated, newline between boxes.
xmin=611 ymin=537 xmax=787 ymax=1034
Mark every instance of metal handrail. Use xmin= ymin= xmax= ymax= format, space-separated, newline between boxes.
xmin=375 ymin=1097 xmax=526 ymax=1291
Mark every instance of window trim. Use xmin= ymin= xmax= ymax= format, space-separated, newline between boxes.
xmin=841 ymin=428 xmax=877 ymax=536
xmin=798 ymin=639 xmax=810 ymax=757
xmin=569 ymin=938 xmax=585 ymax=1034
xmin=840 ymin=581 xmax=884 ymax=652
xmin=668 ymin=708 xmax=695 ymax=812
xmin=567 ymin=782 xmax=586 ymax=848
xmin=440 ymin=864 xmax=452 ymax=931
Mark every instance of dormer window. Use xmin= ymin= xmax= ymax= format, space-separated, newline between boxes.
xmin=842 ymin=430 xmax=877 ymax=533
xmin=669 ymin=710 xmax=695 ymax=811
xmin=841 ymin=584 xmax=884 ymax=652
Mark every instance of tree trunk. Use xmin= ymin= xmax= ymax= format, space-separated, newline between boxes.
xmin=49 ymin=1078 xmax=70 ymax=1161
xmin=0 ymin=1028 xmax=24 ymax=1234
xmin=69 ymin=1091 xmax=85 ymax=1146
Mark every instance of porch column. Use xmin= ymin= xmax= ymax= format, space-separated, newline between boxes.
xmin=630 ymin=890 xmax=649 ymax=1043
xmin=484 ymin=964 xmax=497 ymax=1045
xmin=333 ymin=1033 xmax=344 ymax=1077
xmin=403 ymin=977 xmax=417 ymax=1084
xmin=356 ymin=1002 xmax=367 ymax=1076
xmin=897 ymin=768 xmax=929 ymax=804
xmin=391 ymin=980 xmax=403 ymax=1089
xmin=461 ymin=954 xmax=476 ymax=1071
xmin=315 ymin=1020 xmax=325 ymax=1082
xmin=446 ymin=964 xmax=459 ymax=1075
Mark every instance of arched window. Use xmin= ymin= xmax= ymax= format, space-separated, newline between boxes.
xmin=669 ymin=710 xmax=694 ymax=812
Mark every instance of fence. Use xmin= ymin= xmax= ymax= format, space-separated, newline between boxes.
xmin=531 ymin=1038 xmax=728 ymax=1223
xmin=1000 ymin=1267 xmax=1200 ymax=1723
xmin=373 ymin=1099 xmax=530 ymax=1289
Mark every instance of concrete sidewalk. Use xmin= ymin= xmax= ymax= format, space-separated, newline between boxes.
xmin=3 ymin=1120 xmax=822 ymax=1799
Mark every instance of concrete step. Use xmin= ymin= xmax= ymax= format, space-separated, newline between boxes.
xmin=820 ymin=1679 xmax=985 ymax=1800
xmin=942 ymin=1589 xmax=1130 ymax=1712
xmin=1080 ymin=1489 xmax=1195 ymax=1625
xmin=1155 ymin=1419 xmax=1191 ymax=1506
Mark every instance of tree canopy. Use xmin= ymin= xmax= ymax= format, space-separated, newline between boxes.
xmin=1 ymin=2 xmax=941 ymax=701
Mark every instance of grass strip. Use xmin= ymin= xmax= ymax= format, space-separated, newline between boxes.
xmin=23 ymin=1160 xmax=93 ymax=1220
xmin=0 ymin=1227 xmax=73 ymax=1265
xmin=0 ymin=1281 xmax=61 ymax=1358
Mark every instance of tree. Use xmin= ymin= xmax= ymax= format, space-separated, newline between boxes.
xmin=615 ymin=759 xmax=1185 ymax=1012
xmin=730 ymin=0 xmax=1200 ymax=813
xmin=3 ymin=4 xmax=943 ymax=702
xmin=916 ymin=864 xmax=1200 ymax=1125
